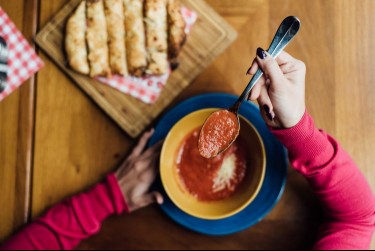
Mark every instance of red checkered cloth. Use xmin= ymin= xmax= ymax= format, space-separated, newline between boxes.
xmin=97 ymin=7 xmax=198 ymax=104
xmin=0 ymin=7 xmax=44 ymax=102
xmin=97 ymin=72 xmax=170 ymax=104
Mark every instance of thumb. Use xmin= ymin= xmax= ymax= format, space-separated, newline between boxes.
xmin=152 ymin=191 xmax=164 ymax=205
xmin=255 ymin=48 xmax=285 ymax=88
xmin=138 ymin=191 xmax=164 ymax=209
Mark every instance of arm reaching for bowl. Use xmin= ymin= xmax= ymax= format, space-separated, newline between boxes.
xmin=0 ymin=131 xmax=163 ymax=250
xmin=248 ymin=49 xmax=375 ymax=250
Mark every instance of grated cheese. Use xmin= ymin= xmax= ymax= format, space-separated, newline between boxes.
xmin=212 ymin=153 xmax=237 ymax=193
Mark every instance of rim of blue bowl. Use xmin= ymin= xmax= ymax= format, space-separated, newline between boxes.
xmin=148 ymin=93 xmax=288 ymax=236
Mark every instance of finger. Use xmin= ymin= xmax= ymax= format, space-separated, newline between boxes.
xmin=279 ymin=63 xmax=291 ymax=74
xmin=134 ymin=191 xmax=163 ymax=210
xmin=275 ymin=51 xmax=296 ymax=65
xmin=146 ymin=153 xmax=160 ymax=176
xmin=144 ymin=191 xmax=164 ymax=205
xmin=265 ymin=78 xmax=271 ymax=87
xmin=256 ymin=48 xmax=285 ymax=88
xmin=117 ymin=138 xmax=162 ymax=178
xmin=116 ymin=137 xmax=163 ymax=177
xmin=153 ymin=191 xmax=164 ymax=204
xmin=133 ymin=152 xmax=160 ymax=173
xmin=246 ymin=59 xmax=258 ymax=75
xmin=279 ymin=60 xmax=306 ymax=76
xmin=140 ymin=140 xmax=163 ymax=158
xmin=248 ymin=76 xmax=266 ymax=101
xmin=134 ymin=159 xmax=151 ymax=173
xmin=129 ymin=129 xmax=155 ymax=158
xmin=139 ymin=163 xmax=159 ymax=182
xmin=257 ymin=85 xmax=275 ymax=121
xmin=134 ymin=144 xmax=161 ymax=175
xmin=136 ymin=143 xmax=163 ymax=165
xmin=248 ymin=50 xmax=295 ymax=75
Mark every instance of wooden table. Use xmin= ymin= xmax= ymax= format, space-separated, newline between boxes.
xmin=0 ymin=0 xmax=374 ymax=249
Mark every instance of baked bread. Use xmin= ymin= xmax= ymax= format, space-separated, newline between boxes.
xmin=124 ymin=0 xmax=147 ymax=77
xmin=145 ymin=0 xmax=169 ymax=75
xmin=65 ymin=1 xmax=89 ymax=75
xmin=167 ymin=0 xmax=186 ymax=69
xmin=65 ymin=0 xmax=189 ymax=78
xmin=147 ymin=51 xmax=169 ymax=75
xmin=104 ymin=0 xmax=128 ymax=76
xmin=86 ymin=0 xmax=111 ymax=77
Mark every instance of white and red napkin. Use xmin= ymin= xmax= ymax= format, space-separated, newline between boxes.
xmin=0 ymin=7 xmax=44 ymax=102
xmin=97 ymin=7 xmax=198 ymax=104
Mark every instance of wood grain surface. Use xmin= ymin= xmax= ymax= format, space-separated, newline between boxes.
xmin=0 ymin=0 xmax=38 ymax=242
xmin=0 ymin=0 xmax=374 ymax=249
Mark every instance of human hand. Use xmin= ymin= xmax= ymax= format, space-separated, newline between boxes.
xmin=115 ymin=129 xmax=163 ymax=212
xmin=248 ymin=49 xmax=306 ymax=128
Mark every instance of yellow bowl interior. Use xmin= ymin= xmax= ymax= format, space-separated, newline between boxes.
xmin=160 ymin=108 xmax=266 ymax=220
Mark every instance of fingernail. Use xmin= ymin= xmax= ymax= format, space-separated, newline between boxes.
xmin=257 ymin=47 xmax=267 ymax=60
xmin=246 ymin=67 xmax=251 ymax=75
xmin=267 ymin=112 xmax=274 ymax=121
xmin=263 ymin=105 xmax=270 ymax=113
xmin=263 ymin=105 xmax=274 ymax=121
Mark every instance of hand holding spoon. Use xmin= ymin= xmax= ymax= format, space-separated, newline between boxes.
xmin=198 ymin=16 xmax=301 ymax=158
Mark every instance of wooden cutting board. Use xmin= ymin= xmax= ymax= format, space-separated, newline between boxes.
xmin=35 ymin=0 xmax=237 ymax=138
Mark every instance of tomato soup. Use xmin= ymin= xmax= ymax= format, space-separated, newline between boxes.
xmin=176 ymin=127 xmax=248 ymax=202
xmin=198 ymin=110 xmax=240 ymax=158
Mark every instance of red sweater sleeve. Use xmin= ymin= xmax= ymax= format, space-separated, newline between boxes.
xmin=0 ymin=174 xmax=128 ymax=250
xmin=271 ymin=112 xmax=375 ymax=250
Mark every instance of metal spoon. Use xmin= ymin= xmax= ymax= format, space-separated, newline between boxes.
xmin=0 ymin=36 xmax=9 ymax=93
xmin=199 ymin=16 xmax=301 ymax=158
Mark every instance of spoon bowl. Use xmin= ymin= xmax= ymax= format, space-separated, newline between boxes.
xmin=198 ymin=109 xmax=240 ymax=158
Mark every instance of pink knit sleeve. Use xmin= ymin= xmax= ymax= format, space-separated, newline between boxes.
xmin=0 ymin=174 xmax=128 ymax=250
xmin=271 ymin=112 xmax=375 ymax=250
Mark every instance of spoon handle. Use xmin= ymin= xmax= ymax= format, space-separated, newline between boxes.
xmin=0 ymin=36 xmax=8 ymax=93
xmin=230 ymin=16 xmax=301 ymax=114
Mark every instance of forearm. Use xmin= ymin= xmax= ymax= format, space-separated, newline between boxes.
xmin=271 ymin=112 xmax=375 ymax=249
xmin=0 ymin=174 xmax=127 ymax=250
